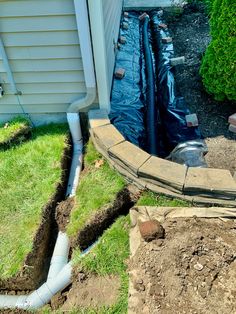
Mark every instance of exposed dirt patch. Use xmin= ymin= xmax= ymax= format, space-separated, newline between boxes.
xmin=60 ymin=274 xmax=120 ymax=311
xmin=167 ymin=4 xmax=236 ymax=174
xmin=129 ymin=217 xmax=236 ymax=313
xmin=56 ymin=197 xmax=75 ymax=232
xmin=72 ymin=185 xmax=141 ymax=251
xmin=0 ymin=137 xmax=72 ymax=291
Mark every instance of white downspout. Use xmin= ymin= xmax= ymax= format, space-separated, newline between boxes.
xmin=0 ymin=0 xmax=97 ymax=310
xmin=67 ymin=0 xmax=96 ymax=113
xmin=66 ymin=0 xmax=97 ymax=197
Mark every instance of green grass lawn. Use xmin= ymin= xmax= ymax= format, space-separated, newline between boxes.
xmin=137 ymin=190 xmax=191 ymax=207
xmin=0 ymin=116 xmax=30 ymax=147
xmin=0 ymin=123 xmax=69 ymax=279
xmin=67 ymin=139 xmax=125 ymax=237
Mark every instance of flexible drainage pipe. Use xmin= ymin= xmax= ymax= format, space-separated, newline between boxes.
xmin=142 ymin=15 xmax=158 ymax=156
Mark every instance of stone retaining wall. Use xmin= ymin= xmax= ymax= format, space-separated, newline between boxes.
xmin=88 ymin=109 xmax=236 ymax=207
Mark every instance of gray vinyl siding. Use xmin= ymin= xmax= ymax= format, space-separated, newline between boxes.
xmin=102 ymin=0 xmax=123 ymax=94
xmin=0 ymin=0 xmax=85 ymax=114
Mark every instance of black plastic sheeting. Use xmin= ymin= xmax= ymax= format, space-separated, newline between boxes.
xmin=109 ymin=12 xmax=146 ymax=149
xmin=110 ymin=11 xmax=207 ymax=166
xmin=150 ymin=11 xmax=203 ymax=156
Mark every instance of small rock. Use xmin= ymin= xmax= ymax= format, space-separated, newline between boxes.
xmin=122 ymin=22 xmax=129 ymax=30
xmin=114 ymin=68 xmax=125 ymax=79
xmin=154 ymin=239 xmax=164 ymax=247
xmin=170 ymin=56 xmax=185 ymax=67
xmin=134 ymin=280 xmax=145 ymax=292
xmin=194 ymin=263 xmax=204 ymax=271
xmin=124 ymin=11 xmax=129 ymax=18
xmin=139 ymin=220 xmax=165 ymax=242
xmin=162 ymin=37 xmax=172 ymax=44
xmin=158 ymin=23 xmax=167 ymax=29
xmin=186 ymin=113 xmax=199 ymax=127
xmin=136 ymin=278 xmax=143 ymax=284
xmin=119 ymin=36 xmax=126 ymax=44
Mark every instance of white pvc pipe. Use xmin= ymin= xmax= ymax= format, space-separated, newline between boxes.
xmin=0 ymin=0 xmax=97 ymax=309
xmin=66 ymin=113 xmax=83 ymax=197
xmin=0 ymin=113 xmax=87 ymax=310
xmin=47 ymin=231 xmax=70 ymax=281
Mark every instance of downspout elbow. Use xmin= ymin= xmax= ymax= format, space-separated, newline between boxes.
xmin=67 ymin=87 xmax=96 ymax=113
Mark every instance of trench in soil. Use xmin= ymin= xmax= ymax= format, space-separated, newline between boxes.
xmin=1 ymin=155 xmax=140 ymax=299
xmin=0 ymin=136 xmax=72 ymax=292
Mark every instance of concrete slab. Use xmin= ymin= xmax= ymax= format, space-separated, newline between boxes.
xmin=184 ymin=168 xmax=236 ymax=198
xmin=109 ymin=141 xmax=150 ymax=176
xmin=92 ymin=124 xmax=125 ymax=152
xmin=124 ymin=0 xmax=183 ymax=9
xmin=88 ymin=109 xmax=110 ymax=129
xmin=138 ymin=156 xmax=187 ymax=191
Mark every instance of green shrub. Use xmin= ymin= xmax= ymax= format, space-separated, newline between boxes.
xmin=200 ymin=0 xmax=236 ymax=101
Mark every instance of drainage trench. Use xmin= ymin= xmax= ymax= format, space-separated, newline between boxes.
xmin=0 ymin=137 xmax=72 ymax=293
xmin=0 ymin=139 xmax=140 ymax=309
xmin=110 ymin=10 xmax=208 ymax=167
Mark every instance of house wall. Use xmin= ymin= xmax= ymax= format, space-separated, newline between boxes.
xmin=0 ymin=0 xmax=86 ymax=116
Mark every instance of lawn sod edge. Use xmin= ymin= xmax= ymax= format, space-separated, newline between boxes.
xmin=66 ymin=139 xmax=128 ymax=245
xmin=0 ymin=127 xmax=72 ymax=291
xmin=0 ymin=116 xmax=32 ymax=150
xmin=69 ymin=215 xmax=130 ymax=314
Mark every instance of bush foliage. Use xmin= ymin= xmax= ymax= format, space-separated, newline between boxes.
xmin=200 ymin=0 xmax=236 ymax=101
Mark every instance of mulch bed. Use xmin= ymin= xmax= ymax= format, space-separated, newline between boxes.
xmin=167 ymin=3 xmax=236 ymax=175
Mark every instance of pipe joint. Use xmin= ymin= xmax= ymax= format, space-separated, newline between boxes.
xmin=67 ymin=87 xmax=96 ymax=113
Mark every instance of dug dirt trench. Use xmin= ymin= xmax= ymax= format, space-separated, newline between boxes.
xmin=1 ymin=184 xmax=140 ymax=313
xmin=0 ymin=140 xmax=72 ymax=292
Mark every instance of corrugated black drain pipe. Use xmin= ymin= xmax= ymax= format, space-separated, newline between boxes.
xmin=142 ymin=15 xmax=158 ymax=156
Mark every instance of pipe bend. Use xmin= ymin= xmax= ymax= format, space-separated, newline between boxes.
xmin=67 ymin=87 xmax=96 ymax=113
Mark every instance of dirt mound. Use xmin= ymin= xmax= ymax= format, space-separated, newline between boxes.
xmin=129 ymin=218 xmax=236 ymax=313
xmin=60 ymin=274 xmax=120 ymax=311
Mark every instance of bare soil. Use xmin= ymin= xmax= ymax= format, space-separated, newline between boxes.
xmin=167 ymin=3 xmax=236 ymax=174
xmin=59 ymin=274 xmax=120 ymax=311
xmin=56 ymin=197 xmax=75 ymax=233
xmin=129 ymin=217 xmax=236 ymax=313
